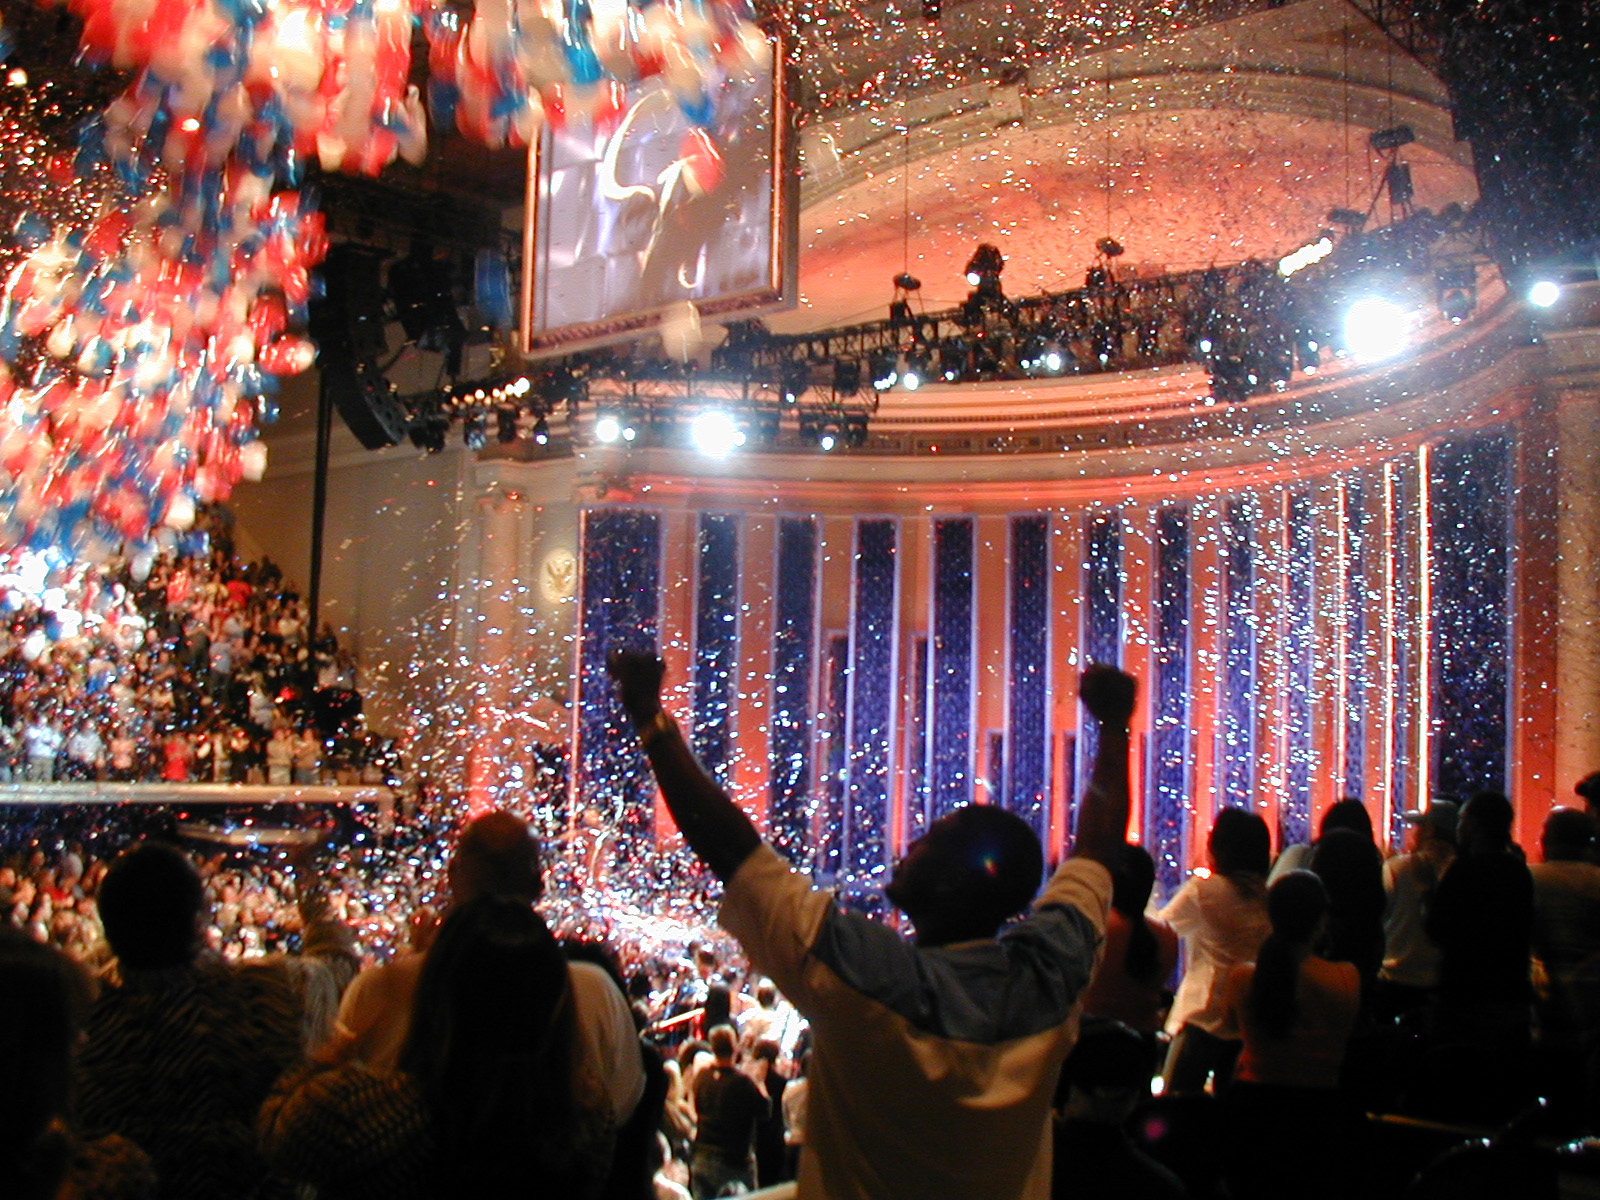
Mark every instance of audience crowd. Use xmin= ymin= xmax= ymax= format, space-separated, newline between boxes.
xmin=0 ymin=514 xmax=386 ymax=787
xmin=7 ymin=652 xmax=1600 ymax=1199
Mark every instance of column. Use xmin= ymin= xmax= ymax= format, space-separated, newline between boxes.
xmin=468 ymin=486 xmax=526 ymax=814
xmin=1555 ymin=385 xmax=1600 ymax=796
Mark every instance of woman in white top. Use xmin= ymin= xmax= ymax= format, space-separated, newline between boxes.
xmin=1159 ymin=807 xmax=1272 ymax=1095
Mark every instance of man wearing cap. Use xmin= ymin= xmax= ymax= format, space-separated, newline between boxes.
xmin=1375 ymin=800 xmax=1458 ymax=1021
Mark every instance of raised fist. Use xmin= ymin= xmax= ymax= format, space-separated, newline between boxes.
xmin=1080 ymin=664 xmax=1137 ymax=726
xmin=607 ymin=649 xmax=666 ymax=721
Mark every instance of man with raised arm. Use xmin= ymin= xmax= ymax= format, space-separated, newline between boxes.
xmin=609 ymin=653 xmax=1136 ymax=1200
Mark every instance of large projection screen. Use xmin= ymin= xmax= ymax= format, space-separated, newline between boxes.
xmin=521 ymin=37 xmax=794 ymax=356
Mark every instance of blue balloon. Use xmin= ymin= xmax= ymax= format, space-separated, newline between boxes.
xmin=12 ymin=211 xmax=50 ymax=250
xmin=678 ymin=91 xmax=715 ymax=127
xmin=564 ymin=40 xmax=603 ymax=86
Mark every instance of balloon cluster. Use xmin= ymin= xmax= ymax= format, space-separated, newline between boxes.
xmin=0 ymin=0 xmax=768 ymax=558
xmin=67 ymin=0 xmax=430 ymax=179
xmin=0 ymin=178 xmax=325 ymax=558
xmin=426 ymin=0 xmax=770 ymax=149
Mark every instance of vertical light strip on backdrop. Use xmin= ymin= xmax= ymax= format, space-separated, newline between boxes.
xmin=770 ymin=517 xmax=819 ymax=864
xmin=1076 ymin=510 xmax=1124 ymax=841
xmin=1429 ymin=434 xmax=1514 ymax=798
xmin=692 ymin=514 xmax=741 ymax=789
xmin=1150 ymin=507 xmax=1192 ymax=893
xmin=931 ymin=517 xmax=977 ymax=822
xmin=846 ymin=519 xmax=898 ymax=893
xmin=578 ymin=508 xmax=661 ymax=845
xmin=1007 ymin=515 xmax=1051 ymax=845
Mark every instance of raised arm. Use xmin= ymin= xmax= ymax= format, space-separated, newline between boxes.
xmin=1072 ymin=664 xmax=1137 ymax=868
xmin=608 ymin=650 xmax=762 ymax=881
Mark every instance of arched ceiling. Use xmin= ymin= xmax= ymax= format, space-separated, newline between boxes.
xmin=776 ymin=107 xmax=1479 ymax=332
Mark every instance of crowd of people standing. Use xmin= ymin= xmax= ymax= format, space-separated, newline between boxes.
xmin=6 ymin=657 xmax=1600 ymax=1200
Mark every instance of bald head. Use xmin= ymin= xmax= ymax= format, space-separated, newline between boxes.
xmin=448 ymin=811 xmax=544 ymax=904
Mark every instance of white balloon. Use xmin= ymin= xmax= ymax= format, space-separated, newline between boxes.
xmin=659 ymin=300 xmax=703 ymax=363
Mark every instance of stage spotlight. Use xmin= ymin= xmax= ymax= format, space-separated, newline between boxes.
xmin=922 ymin=0 xmax=939 ymax=19
xmin=894 ymin=272 xmax=922 ymax=291
xmin=1095 ymin=237 xmax=1125 ymax=258
xmin=780 ymin=362 xmax=810 ymax=404
xmin=1528 ymin=279 xmax=1561 ymax=308
xmin=834 ymin=359 xmax=863 ymax=394
xmin=533 ymin=414 xmax=550 ymax=445
xmin=903 ymin=347 xmax=932 ymax=390
xmin=595 ymin=413 xmax=622 ymax=443
xmin=496 ymin=408 xmax=519 ymax=443
xmin=1436 ymin=264 xmax=1477 ymax=324
xmin=1369 ymin=125 xmax=1416 ymax=152
xmin=1385 ymin=162 xmax=1414 ymax=209
xmin=463 ymin=415 xmax=488 ymax=450
xmin=819 ymin=428 xmax=838 ymax=452
xmin=870 ymin=351 xmax=899 ymax=390
xmin=964 ymin=243 xmax=1005 ymax=289
xmin=843 ymin=413 xmax=869 ymax=448
xmin=1342 ymin=296 xmax=1410 ymax=362
xmin=939 ymin=337 xmax=969 ymax=382
xmin=1296 ymin=335 xmax=1321 ymax=376
xmin=1278 ymin=236 xmax=1333 ymax=277
xmin=692 ymin=410 xmax=746 ymax=457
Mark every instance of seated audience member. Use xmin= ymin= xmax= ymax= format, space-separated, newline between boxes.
xmin=689 ymin=1024 xmax=768 ymax=1198
xmin=2 ymin=928 xmax=155 ymax=1200
xmin=609 ymin=652 xmax=1135 ymax=1200
xmin=1426 ymin=791 xmax=1534 ymax=1049
xmin=1376 ymin=801 xmax=1458 ymax=1021
xmin=1159 ymin=808 xmax=1272 ymax=1095
xmin=1530 ymin=808 xmax=1600 ymax=1048
xmin=75 ymin=843 xmax=306 ymax=1200
xmin=264 ymin=895 xmax=615 ymax=1200
xmin=330 ymin=811 xmax=647 ymax=1172
xmin=1081 ymin=843 xmax=1178 ymax=1036
xmin=1051 ymin=1021 xmax=1188 ymax=1200
xmin=1219 ymin=871 xmax=1359 ymax=1200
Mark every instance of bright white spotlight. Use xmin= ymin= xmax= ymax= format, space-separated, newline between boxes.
xmin=594 ymin=414 xmax=621 ymax=443
xmin=902 ymin=370 xmax=922 ymax=390
xmin=691 ymin=410 xmax=745 ymax=457
xmin=1528 ymin=279 xmax=1561 ymax=308
xmin=819 ymin=432 xmax=838 ymax=452
xmin=1342 ymin=296 xmax=1409 ymax=362
xmin=1043 ymin=349 xmax=1064 ymax=373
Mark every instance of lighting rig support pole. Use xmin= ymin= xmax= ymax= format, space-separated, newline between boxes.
xmin=307 ymin=367 xmax=336 ymax=638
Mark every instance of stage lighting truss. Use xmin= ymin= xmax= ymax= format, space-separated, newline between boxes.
xmin=392 ymin=204 xmax=1508 ymax=453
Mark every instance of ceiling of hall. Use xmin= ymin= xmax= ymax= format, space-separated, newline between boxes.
xmin=767 ymin=0 xmax=1272 ymax=116
xmin=775 ymin=108 xmax=1479 ymax=331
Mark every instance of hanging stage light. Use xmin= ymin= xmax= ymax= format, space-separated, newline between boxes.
xmin=964 ymin=243 xmax=1006 ymax=295
xmin=532 ymin=414 xmax=551 ymax=445
xmin=691 ymin=410 xmax=745 ymax=457
xmin=495 ymin=408 xmax=518 ymax=443
xmin=902 ymin=346 xmax=932 ymax=390
xmin=1528 ymin=279 xmax=1561 ymax=308
xmin=1342 ymin=296 xmax=1410 ymax=362
xmin=870 ymin=350 xmax=899 ymax=390
xmin=834 ymin=359 xmax=863 ymax=395
xmin=1436 ymin=264 xmax=1477 ymax=324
